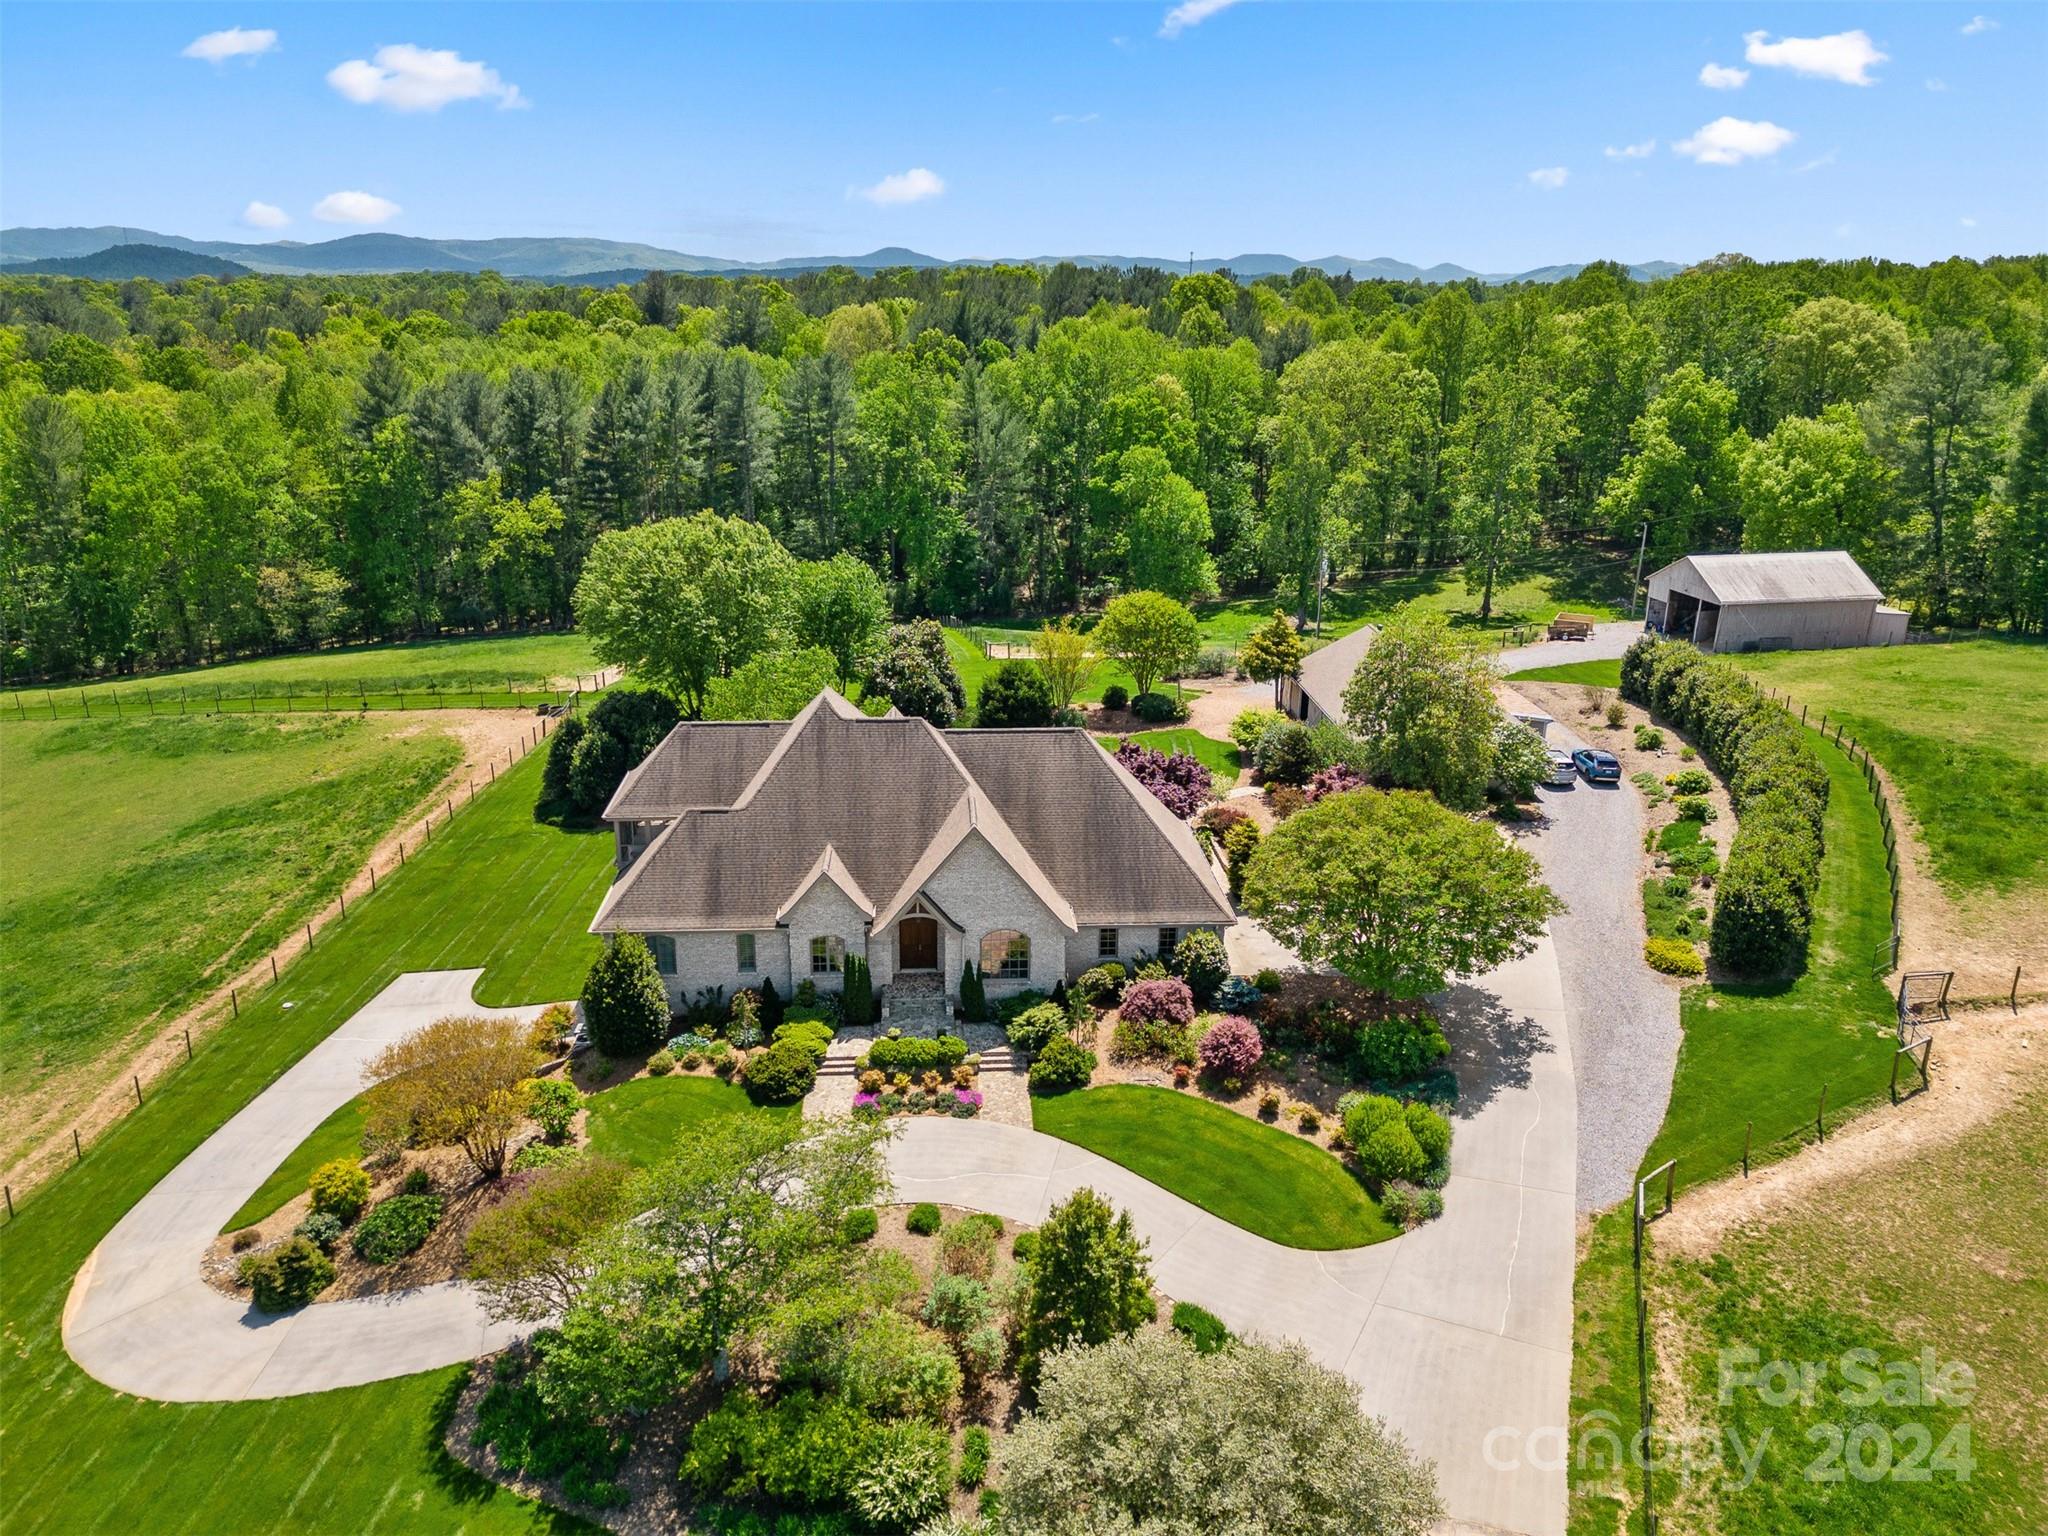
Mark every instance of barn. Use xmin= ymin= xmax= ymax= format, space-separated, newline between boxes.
xmin=1643 ymin=550 xmax=1908 ymax=654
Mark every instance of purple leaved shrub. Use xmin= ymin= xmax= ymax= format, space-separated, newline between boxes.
xmin=1119 ymin=978 xmax=1196 ymax=1028
xmin=1303 ymin=762 xmax=1365 ymax=803
xmin=1112 ymin=740 xmax=1212 ymax=820
xmin=1197 ymin=1014 xmax=1264 ymax=1077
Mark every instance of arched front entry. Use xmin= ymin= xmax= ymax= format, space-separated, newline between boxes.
xmin=896 ymin=915 xmax=939 ymax=972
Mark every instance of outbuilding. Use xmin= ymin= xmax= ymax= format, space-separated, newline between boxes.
xmin=1276 ymin=622 xmax=1377 ymax=725
xmin=1643 ymin=550 xmax=1907 ymax=654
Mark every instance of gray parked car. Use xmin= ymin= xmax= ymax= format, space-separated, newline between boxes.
xmin=1545 ymin=748 xmax=1577 ymax=786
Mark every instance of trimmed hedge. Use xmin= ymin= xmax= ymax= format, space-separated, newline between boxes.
xmin=861 ymin=1033 xmax=968 ymax=1076
xmin=1622 ymin=638 xmax=1829 ymax=976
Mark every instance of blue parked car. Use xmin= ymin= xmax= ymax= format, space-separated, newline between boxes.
xmin=1571 ymin=747 xmax=1622 ymax=783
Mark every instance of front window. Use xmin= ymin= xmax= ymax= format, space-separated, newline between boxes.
xmin=1158 ymin=927 xmax=1179 ymax=956
xmin=980 ymin=930 xmax=1031 ymax=980
xmin=736 ymin=933 xmax=756 ymax=973
xmin=1097 ymin=927 xmax=1119 ymax=959
xmin=648 ymin=934 xmax=677 ymax=974
xmin=810 ymin=935 xmax=844 ymax=974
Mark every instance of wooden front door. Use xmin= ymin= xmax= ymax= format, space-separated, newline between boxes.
xmin=897 ymin=916 xmax=939 ymax=971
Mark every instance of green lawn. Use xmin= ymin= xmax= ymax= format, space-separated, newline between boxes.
xmin=0 ymin=715 xmax=461 ymax=1123
xmin=8 ymin=631 xmax=600 ymax=716
xmin=224 ymin=1094 xmax=371 ymax=1231
xmin=1508 ymin=658 xmax=1624 ymax=687
xmin=1639 ymin=731 xmax=1898 ymax=1196
xmin=945 ymin=627 xmax=1140 ymax=705
xmin=1031 ymin=1084 xmax=1395 ymax=1249
xmin=584 ymin=1075 xmax=795 ymax=1166
xmin=0 ymin=743 xmax=612 ymax=1536
xmin=1096 ymin=728 xmax=1243 ymax=788
xmin=1738 ymin=639 xmax=2048 ymax=899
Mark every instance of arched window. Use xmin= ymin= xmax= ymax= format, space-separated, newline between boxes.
xmin=980 ymin=930 xmax=1030 ymax=980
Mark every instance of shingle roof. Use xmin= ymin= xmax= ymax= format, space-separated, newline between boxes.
xmin=603 ymin=721 xmax=785 ymax=820
xmin=1653 ymin=550 xmax=1881 ymax=607
xmin=591 ymin=692 xmax=1232 ymax=935
xmin=1297 ymin=623 xmax=1377 ymax=720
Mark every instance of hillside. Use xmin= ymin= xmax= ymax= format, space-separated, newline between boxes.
xmin=0 ymin=243 xmax=252 ymax=280
xmin=0 ymin=225 xmax=1682 ymax=284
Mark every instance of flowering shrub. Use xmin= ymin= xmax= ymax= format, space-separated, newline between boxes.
xmin=1119 ymin=977 xmax=1194 ymax=1028
xmin=1197 ymin=802 xmax=1250 ymax=835
xmin=1302 ymin=762 xmax=1365 ymax=803
xmin=853 ymin=1090 xmax=882 ymax=1111
xmin=1197 ymin=1014 xmax=1264 ymax=1077
xmin=1112 ymin=740 xmax=1212 ymax=820
xmin=954 ymin=1088 xmax=983 ymax=1113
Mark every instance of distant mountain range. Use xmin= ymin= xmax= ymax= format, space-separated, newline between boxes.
xmin=0 ymin=243 xmax=254 ymax=281
xmin=0 ymin=226 xmax=1686 ymax=286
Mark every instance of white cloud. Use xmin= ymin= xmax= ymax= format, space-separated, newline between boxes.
xmin=327 ymin=44 xmax=527 ymax=112
xmin=312 ymin=190 xmax=401 ymax=224
xmin=853 ymin=168 xmax=945 ymax=206
xmin=1743 ymin=30 xmax=1888 ymax=86
xmin=1699 ymin=62 xmax=1750 ymax=90
xmin=1960 ymin=216 xmax=1978 ymax=227
xmin=1925 ymin=77 xmax=1948 ymax=91
xmin=239 ymin=200 xmax=290 ymax=229
xmin=1961 ymin=15 xmax=1998 ymax=35
xmin=1604 ymin=139 xmax=1657 ymax=160
xmin=1673 ymin=117 xmax=1797 ymax=166
xmin=1528 ymin=166 xmax=1569 ymax=190
xmin=1051 ymin=112 xmax=1101 ymax=125
xmin=1159 ymin=0 xmax=1242 ymax=40
xmin=182 ymin=27 xmax=277 ymax=63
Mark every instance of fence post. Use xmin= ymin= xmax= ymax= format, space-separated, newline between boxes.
xmin=370 ymin=864 xmax=376 ymax=891
xmin=133 ymin=1075 xmax=143 ymax=1107
xmin=2014 ymin=967 xmax=2023 ymax=1015
xmin=232 ymin=987 xmax=239 ymax=1018
xmin=1743 ymin=1121 xmax=1752 ymax=1178
xmin=1817 ymin=1083 xmax=1827 ymax=1143
xmin=184 ymin=1028 xmax=192 ymax=1061
xmin=4 ymin=1186 xmax=11 ymax=1221
xmin=271 ymin=954 xmax=278 ymax=982
xmin=306 ymin=922 xmax=314 ymax=949
xmin=74 ymin=1129 xmax=82 ymax=1162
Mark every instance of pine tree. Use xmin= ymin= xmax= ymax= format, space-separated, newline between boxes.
xmin=958 ymin=962 xmax=987 ymax=1023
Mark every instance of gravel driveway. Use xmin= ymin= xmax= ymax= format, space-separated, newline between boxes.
xmin=1516 ymin=713 xmax=1682 ymax=1211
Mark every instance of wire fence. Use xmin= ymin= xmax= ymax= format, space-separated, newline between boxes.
xmin=7 ymin=668 xmax=624 ymax=723
xmin=0 ymin=709 xmax=575 ymax=1223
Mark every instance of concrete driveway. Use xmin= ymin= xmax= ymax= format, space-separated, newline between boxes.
xmin=892 ymin=935 xmax=1577 ymax=1536
xmin=62 ymin=971 xmax=554 ymax=1401
xmin=1494 ymin=620 xmax=1644 ymax=676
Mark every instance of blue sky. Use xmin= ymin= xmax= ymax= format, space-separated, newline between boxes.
xmin=3 ymin=2 xmax=2042 ymax=269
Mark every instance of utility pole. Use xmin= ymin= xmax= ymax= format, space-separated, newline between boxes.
xmin=1630 ymin=521 xmax=1650 ymax=620
xmin=1314 ymin=550 xmax=1329 ymax=635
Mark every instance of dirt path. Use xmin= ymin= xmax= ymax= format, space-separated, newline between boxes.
xmin=1 ymin=710 xmax=548 ymax=1199
xmin=1655 ymin=1002 xmax=2047 ymax=1260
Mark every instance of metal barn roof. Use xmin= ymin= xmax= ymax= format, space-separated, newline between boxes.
xmin=1649 ymin=550 xmax=1881 ymax=607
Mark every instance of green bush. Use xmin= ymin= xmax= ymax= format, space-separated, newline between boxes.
xmin=841 ymin=1310 xmax=961 ymax=1421
xmin=308 ymin=1157 xmax=370 ymax=1222
xmin=1004 ymin=1001 xmax=1068 ymax=1059
xmin=242 ymin=1235 xmax=335 ymax=1311
xmin=292 ymin=1210 xmax=344 ymax=1253
xmin=646 ymin=1047 xmax=676 ymax=1076
xmin=475 ymin=1360 xmax=631 ymax=1509
xmin=1229 ymin=706 xmax=1288 ymax=755
xmin=1674 ymin=795 xmax=1714 ymax=822
xmin=958 ymin=1424 xmax=992 ymax=1488
xmin=1605 ymin=700 xmax=1627 ymax=729
xmin=906 ymin=1202 xmax=944 ymax=1236
xmin=1075 ymin=962 xmax=1127 ymax=1008
xmin=681 ymin=1390 xmax=871 ymax=1507
xmin=841 ymin=954 xmax=875 ymax=1028
xmin=842 ymin=1206 xmax=879 ymax=1243
xmin=742 ymin=1037 xmax=819 ymax=1104
xmin=958 ymin=961 xmax=987 ymax=1022
xmin=512 ymin=1141 xmax=580 ymax=1172
xmin=540 ymin=714 xmax=584 ymax=808
xmin=1645 ymin=937 xmax=1706 ymax=976
xmin=1402 ymin=1100 xmax=1451 ymax=1165
xmin=976 ymin=658 xmax=1057 ymax=727
xmin=1027 ymin=1035 xmax=1096 ymax=1094
xmin=582 ymin=935 xmax=671 ymax=1057
xmin=1634 ymin=724 xmax=1665 ymax=752
xmin=1355 ymin=1117 xmax=1428 ymax=1186
xmin=1011 ymin=1229 xmax=1040 ymax=1263
xmin=1130 ymin=690 xmax=1188 ymax=724
xmin=1100 ymin=684 xmax=1129 ymax=712
xmin=351 ymin=1193 xmax=443 ymax=1263
xmin=863 ymin=1033 xmax=968 ymax=1076
xmin=402 ymin=1166 xmax=434 ymax=1196
xmin=1170 ymin=1301 xmax=1232 ymax=1354
xmin=849 ymin=1421 xmax=952 ymax=1528
xmin=922 ymin=1273 xmax=996 ymax=1336
xmin=1348 ymin=1013 xmax=1451 ymax=1084
xmin=525 ymin=1077 xmax=582 ymax=1142
xmin=1170 ymin=929 xmax=1228 ymax=1007
xmin=1671 ymin=768 xmax=1712 ymax=796
xmin=774 ymin=1018 xmax=835 ymax=1061
xmin=1256 ymin=721 xmax=1318 ymax=786
xmin=1380 ymin=1181 xmax=1445 ymax=1229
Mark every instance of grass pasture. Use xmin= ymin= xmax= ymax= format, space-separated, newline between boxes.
xmin=1641 ymin=731 xmax=1897 ymax=1196
xmin=7 ymin=631 xmax=601 ymax=718
xmin=1031 ymin=1084 xmax=1395 ymax=1249
xmin=1737 ymin=639 xmax=2048 ymax=903
xmin=0 ymin=714 xmax=462 ymax=1126
xmin=0 ymin=744 xmax=612 ymax=1536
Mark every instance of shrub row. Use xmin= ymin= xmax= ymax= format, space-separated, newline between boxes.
xmin=1621 ymin=638 xmax=1830 ymax=976
xmin=860 ymin=1033 xmax=968 ymax=1076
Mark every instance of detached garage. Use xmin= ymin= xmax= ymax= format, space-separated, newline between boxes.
xmin=1643 ymin=550 xmax=1908 ymax=654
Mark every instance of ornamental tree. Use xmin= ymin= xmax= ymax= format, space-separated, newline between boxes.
xmin=465 ymin=1156 xmax=632 ymax=1322
xmin=1033 ymin=617 xmax=1098 ymax=712
xmin=1093 ymin=590 xmax=1199 ymax=699
xmin=1017 ymin=1187 xmax=1156 ymax=1385
xmin=363 ymin=1015 xmax=543 ymax=1180
xmin=867 ymin=618 xmax=967 ymax=725
xmin=1340 ymin=607 xmax=1503 ymax=811
xmin=1237 ymin=611 xmax=1306 ymax=701
xmin=1003 ymin=1332 xmax=1442 ymax=1536
xmin=1240 ymin=788 xmax=1562 ymax=1000
xmin=582 ymin=934 xmax=671 ymax=1058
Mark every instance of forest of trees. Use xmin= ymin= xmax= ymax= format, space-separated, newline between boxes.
xmin=2 ymin=252 xmax=2044 ymax=679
